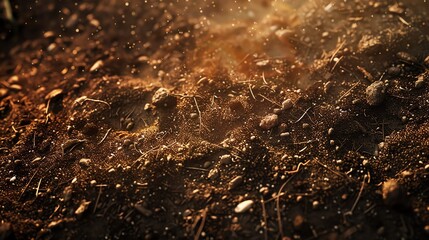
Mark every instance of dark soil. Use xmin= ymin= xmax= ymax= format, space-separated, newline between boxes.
xmin=1 ymin=0 xmax=429 ymax=239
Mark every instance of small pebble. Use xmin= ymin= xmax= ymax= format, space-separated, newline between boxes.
xmin=312 ymin=200 xmax=320 ymax=209
xmin=219 ymin=154 xmax=232 ymax=165
xmin=273 ymin=108 xmax=282 ymax=114
xmin=203 ymin=161 xmax=211 ymax=168
xmin=293 ymin=214 xmax=305 ymax=229
xmin=0 ymin=88 xmax=8 ymax=98
xmin=14 ymin=159 xmax=23 ymax=166
xmin=228 ymin=176 xmax=243 ymax=190
xmin=63 ymin=186 xmax=73 ymax=202
xmin=424 ymin=56 xmax=429 ymax=67
xmin=208 ymin=168 xmax=219 ymax=179
xmin=79 ymin=158 xmax=91 ymax=167
xmin=144 ymin=103 xmax=151 ymax=110
xmin=9 ymin=84 xmax=22 ymax=91
xmin=328 ymin=127 xmax=334 ymax=135
xmin=302 ymin=123 xmax=310 ymax=129
xmin=259 ymin=114 xmax=279 ymax=130
xmin=8 ymin=75 xmax=18 ymax=83
xmin=9 ymin=176 xmax=16 ymax=182
xmin=278 ymin=123 xmax=287 ymax=132
xmin=90 ymin=60 xmax=104 ymax=72
xmin=75 ymin=200 xmax=91 ymax=216
xmin=190 ymin=113 xmax=198 ymax=119
xmin=259 ymin=187 xmax=269 ymax=195
xmin=415 ymin=78 xmax=425 ymax=89
xmin=123 ymin=139 xmax=132 ymax=147
xmin=152 ymin=87 xmax=174 ymax=107
xmin=234 ymin=200 xmax=254 ymax=213
xmin=281 ymin=99 xmax=293 ymax=110
xmin=366 ymin=81 xmax=386 ymax=106
xmin=280 ymin=132 xmax=290 ymax=137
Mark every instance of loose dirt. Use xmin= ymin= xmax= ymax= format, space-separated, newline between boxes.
xmin=1 ymin=0 xmax=429 ymax=239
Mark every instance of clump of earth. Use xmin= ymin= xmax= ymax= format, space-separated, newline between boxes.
xmin=1 ymin=0 xmax=429 ymax=239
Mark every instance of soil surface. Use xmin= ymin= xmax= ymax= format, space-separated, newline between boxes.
xmin=1 ymin=0 xmax=429 ymax=239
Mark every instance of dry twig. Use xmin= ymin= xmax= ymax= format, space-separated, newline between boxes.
xmin=194 ymin=207 xmax=208 ymax=240
xmin=98 ymin=128 xmax=112 ymax=145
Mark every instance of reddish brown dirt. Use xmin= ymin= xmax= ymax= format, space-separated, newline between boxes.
xmin=1 ymin=0 xmax=429 ymax=239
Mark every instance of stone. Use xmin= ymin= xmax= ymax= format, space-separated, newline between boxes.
xmin=0 ymin=88 xmax=8 ymax=98
xmin=78 ymin=158 xmax=91 ymax=167
xmin=366 ymin=81 xmax=386 ymax=106
xmin=90 ymin=60 xmax=103 ymax=72
xmin=259 ymin=114 xmax=279 ymax=130
xmin=63 ymin=186 xmax=73 ymax=202
xmin=9 ymin=85 xmax=22 ymax=91
xmin=281 ymin=99 xmax=293 ymax=110
xmin=75 ymin=200 xmax=91 ymax=216
xmin=424 ymin=56 xmax=429 ymax=67
xmin=415 ymin=76 xmax=425 ymax=89
xmin=208 ymin=168 xmax=219 ymax=179
xmin=151 ymin=87 xmax=175 ymax=107
xmin=234 ymin=200 xmax=254 ymax=213
xmin=228 ymin=176 xmax=243 ymax=190
xmin=219 ymin=154 xmax=232 ymax=165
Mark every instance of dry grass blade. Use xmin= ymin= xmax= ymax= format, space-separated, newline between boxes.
xmin=98 ymin=128 xmax=112 ymax=145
